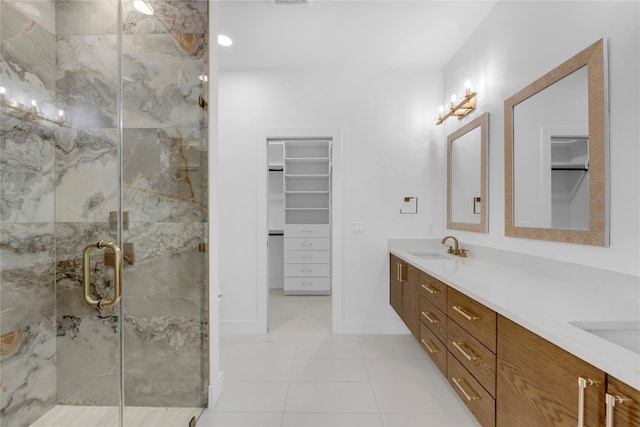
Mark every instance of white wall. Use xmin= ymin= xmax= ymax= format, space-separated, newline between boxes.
xmin=442 ymin=1 xmax=640 ymax=275
xmin=218 ymin=67 xmax=444 ymax=333
xmin=216 ymin=1 xmax=639 ymax=340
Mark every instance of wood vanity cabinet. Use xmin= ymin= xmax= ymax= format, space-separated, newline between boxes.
xmin=607 ymin=376 xmax=640 ymax=426
xmin=497 ymin=315 xmax=606 ymax=427
xmin=419 ymin=271 xmax=449 ymax=375
xmin=389 ymin=254 xmax=405 ymax=318
xmin=447 ymin=287 xmax=497 ymax=427
xmin=390 ymin=253 xmax=640 ymax=427
xmin=402 ymin=263 xmax=421 ymax=339
xmin=389 ymin=255 xmax=420 ymax=339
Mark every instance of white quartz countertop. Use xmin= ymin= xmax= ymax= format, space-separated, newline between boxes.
xmin=389 ymin=239 xmax=640 ymax=390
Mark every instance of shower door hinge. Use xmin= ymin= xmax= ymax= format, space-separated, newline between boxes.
xmin=198 ymin=243 xmax=206 ymax=253
xmin=198 ymin=96 xmax=208 ymax=109
xmin=105 ymin=242 xmax=134 ymax=267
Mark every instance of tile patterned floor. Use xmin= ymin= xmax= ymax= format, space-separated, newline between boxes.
xmin=197 ymin=291 xmax=480 ymax=427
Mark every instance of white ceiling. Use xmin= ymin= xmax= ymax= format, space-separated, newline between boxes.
xmin=215 ymin=0 xmax=498 ymax=70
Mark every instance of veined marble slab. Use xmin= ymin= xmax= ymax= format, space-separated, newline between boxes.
xmin=0 ymin=223 xmax=55 ymax=334
xmin=1 ymin=2 xmax=56 ymax=115
xmin=56 ymin=34 xmax=118 ymax=129
xmin=122 ymin=127 xmax=206 ymax=222
xmin=121 ymin=33 xmax=203 ymax=129
xmin=55 ymin=128 xmax=118 ymax=223
xmin=0 ymin=319 xmax=56 ymax=427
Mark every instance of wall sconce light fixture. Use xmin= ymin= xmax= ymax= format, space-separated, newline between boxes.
xmin=436 ymin=80 xmax=477 ymax=125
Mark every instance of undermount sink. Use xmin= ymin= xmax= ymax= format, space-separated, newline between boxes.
xmin=570 ymin=321 xmax=640 ymax=355
xmin=408 ymin=251 xmax=451 ymax=260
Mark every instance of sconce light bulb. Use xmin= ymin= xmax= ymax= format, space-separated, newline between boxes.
xmin=464 ymin=80 xmax=472 ymax=95
xmin=450 ymin=94 xmax=457 ymax=108
xmin=58 ymin=110 xmax=64 ymax=117
xmin=438 ymin=106 xmax=444 ymax=114
xmin=0 ymin=86 xmax=5 ymax=95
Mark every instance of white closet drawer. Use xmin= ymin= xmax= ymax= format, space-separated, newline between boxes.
xmin=284 ymin=263 xmax=330 ymax=277
xmin=284 ymin=250 xmax=330 ymax=264
xmin=284 ymin=277 xmax=331 ymax=293
xmin=284 ymin=224 xmax=330 ymax=237
xmin=284 ymin=238 xmax=330 ymax=251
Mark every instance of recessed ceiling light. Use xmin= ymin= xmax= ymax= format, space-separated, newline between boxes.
xmin=218 ymin=35 xmax=233 ymax=47
xmin=133 ymin=0 xmax=154 ymax=15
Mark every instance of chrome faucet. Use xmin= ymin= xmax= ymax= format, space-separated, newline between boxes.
xmin=441 ymin=235 xmax=468 ymax=257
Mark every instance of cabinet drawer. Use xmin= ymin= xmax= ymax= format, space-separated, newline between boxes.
xmin=419 ymin=296 xmax=447 ymax=344
xmin=419 ymin=272 xmax=447 ymax=312
xmin=284 ymin=224 xmax=330 ymax=237
xmin=284 ymin=250 xmax=330 ymax=264
xmin=284 ymin=263 xmax=330 ymax=277
xmin=447 ymin=319 xmax=496 ymax=397
xmin=448 ymin=352 xmax=496 ymax=427
xmin=448 ymin=288 xmax=496 ymax=353
xmin=419 ymin=322 xmax=446 ymax=376
xmin=284 ymin=237 xmax=330 ymax=251
xmin=284 ymin=277 xmax=330 ymax=293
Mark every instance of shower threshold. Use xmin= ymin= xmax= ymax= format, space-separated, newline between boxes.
xmin=30 ymin=405 xmax=203 ymax=427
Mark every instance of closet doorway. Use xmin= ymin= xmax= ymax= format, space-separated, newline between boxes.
xmin=258 ymin=129 xmax=342 ymax=333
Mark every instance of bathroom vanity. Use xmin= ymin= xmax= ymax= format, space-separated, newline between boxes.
xmin=389 ymin=239 xmax=640 ymax=427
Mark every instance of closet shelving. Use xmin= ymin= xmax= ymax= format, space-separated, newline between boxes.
xmin=283 ymin=139 xmax=332 ymax=295
xmin=284 ymin=140 xmax=331 ymax=225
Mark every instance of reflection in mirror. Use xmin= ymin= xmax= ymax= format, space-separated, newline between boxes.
xmin=505 ymin=38 xmax=608 ymax=246
xmin=447 ymin=112 xmax=489 ymax=233
xmin=513 ymin=66 xmax=588 ymax=229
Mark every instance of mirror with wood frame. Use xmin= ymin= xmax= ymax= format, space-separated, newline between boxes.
xmin=447 ymin=112 xmax=489 ymax=233
xmin=505 ymin=38 xmax=609 ymax=246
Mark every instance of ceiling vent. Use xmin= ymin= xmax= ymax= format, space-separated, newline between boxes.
xmin=274 ymin=0 xmax=311 ymax=5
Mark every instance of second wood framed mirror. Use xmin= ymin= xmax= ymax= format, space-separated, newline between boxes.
xmin=447 ymin=112 xmax=489 ymax=233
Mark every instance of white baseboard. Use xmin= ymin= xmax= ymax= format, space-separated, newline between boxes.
xmin=208 ymin=371 xmax=224 ymax=409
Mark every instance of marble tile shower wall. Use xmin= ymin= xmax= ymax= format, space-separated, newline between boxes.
xmin=1 ymin=1 xmax=208 ymax=425
xmin=1 ymin=1 xmax=58 ymax=426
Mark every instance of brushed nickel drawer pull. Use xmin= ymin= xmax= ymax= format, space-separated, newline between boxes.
xmin=577 ymin=377 xmax=595 ymax=427
xmin=605 ymin=393 xmax=625 ymax=427
xmin=452 ymin=305 xmax=480 ymax=321
xmin=422 ymin=284 xmax=440 ymax=294
xmin=421 ymin=311 xmax=440 ymax=324
xmin=452 ymin=341 xmax=480 ymax=361
xmin=452 ymin=377 xmax=480 ymax=401
xmin=420 ymin=338 xmax=440 ymax=354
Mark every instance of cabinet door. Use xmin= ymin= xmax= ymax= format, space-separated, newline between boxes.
xmin=402 ymin=263 xmax=420 ymax=339
xmin=389 ymin=255 xmax=403 ymax=318
xmin=497 ymin=316 xmax=606 ymax=427
xmin=607 ymin=376 xmax=640 ymax=426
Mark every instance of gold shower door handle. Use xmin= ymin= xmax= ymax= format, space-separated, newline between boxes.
xmin=82 ymin=240 xmax=122 ymax=308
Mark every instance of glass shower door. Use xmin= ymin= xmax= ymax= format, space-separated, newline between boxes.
xmin=119 ymin=0 xmax=209 ymax=420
